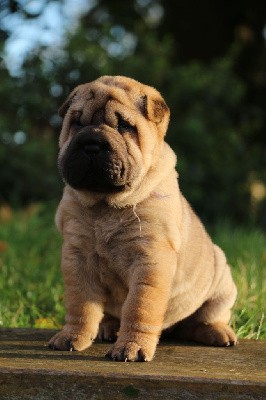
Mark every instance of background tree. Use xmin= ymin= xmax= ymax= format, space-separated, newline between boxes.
xmin=0 ymin=0 xmax=265 ymax=226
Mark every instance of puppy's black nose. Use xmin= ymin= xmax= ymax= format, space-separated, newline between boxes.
xmin=82 ymin=135 xmax=109 ymax=156
xmin=84 ymin=143 xmax=101 ymax=155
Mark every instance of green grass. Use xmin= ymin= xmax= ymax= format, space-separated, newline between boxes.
xmin=0 ymin=203 xmax=265 ymax=339
xmin=0 ymin=202 xmax=64 ymax=328
xmin=210 ymin=222 xmax=266 ymax=339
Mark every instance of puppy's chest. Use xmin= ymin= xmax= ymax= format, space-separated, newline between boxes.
xmin=89 ymin=206 xmax=144 ymax=257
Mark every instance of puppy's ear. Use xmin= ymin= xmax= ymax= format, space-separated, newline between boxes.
xmin=58 ymin=90 xmax=77 ymax=117
xmin=142 ymin=95 xmax=169 ymax=124
xmin=141 ymin=94 xmax=170 ymax=136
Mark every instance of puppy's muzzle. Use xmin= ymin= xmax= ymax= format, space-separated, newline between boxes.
xmin=59 ymin=126 xmax=130 ymax=193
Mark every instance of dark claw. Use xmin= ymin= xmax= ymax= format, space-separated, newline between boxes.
xmin=229 ymin=339 xmax=238 ymax=346
xmin=105 ymin=350 xmax=128 ymax=362
xmin=113 ymin=352 xmax=124 ymax=361
xmin=65 ymin=340 xmax=74 ymax=351
xmin=105 ymin=347 xmax=148 ymax=362
xmin=48 ymin=343 xmax=62 ymax=351
xmin=48 ymin=340 xmax=75 ymax=351
xmin=137 ymin=349 xmax=146 ymax=362
xmin=105 ymin=351 xmax=113 ymax=360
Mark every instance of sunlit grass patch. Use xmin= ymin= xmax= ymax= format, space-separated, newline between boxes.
xmin=211 ymin=222 xmax=266 ymax=339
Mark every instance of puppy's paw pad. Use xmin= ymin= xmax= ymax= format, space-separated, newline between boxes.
xmin=193 ymin=322 xmax=238 ymax=347
xmin=106 ymin=341 xmax=153 ymax=362
xmin=48 ymin=330 xmax=93 ymax=351
xmin=48 ymin=331 xmax=75 ymax=351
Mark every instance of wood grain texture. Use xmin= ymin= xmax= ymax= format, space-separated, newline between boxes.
xmin=0 ymin=328 xmax=265 ymax=399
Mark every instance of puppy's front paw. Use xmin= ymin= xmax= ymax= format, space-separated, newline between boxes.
xmin=105 ymin=335 xmax=157 ymax=362
xmin=193 ymin=322 xmax=238 ymax=347
xmin=48 ymin=328 xmax=94 ymax=351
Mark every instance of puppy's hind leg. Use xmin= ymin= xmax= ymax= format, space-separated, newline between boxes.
xmin=190 ymin=307 xmax=237 ymax=347
xmin=192 ymin=245 xmax=238 ymax=346
xmin=163 ymin=299 xmax=237 ymax=347
xmin=163 ymin=246 xmax=238 ymax=347
xmin=97 ymin=314 xmax=120 ymax=342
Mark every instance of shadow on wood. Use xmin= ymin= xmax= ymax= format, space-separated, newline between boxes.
xmin=0 ymin=328 xmax=265 ymax=399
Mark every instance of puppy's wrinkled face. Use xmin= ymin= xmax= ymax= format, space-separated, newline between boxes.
xmin=58 ymin=76 xmax=170 ymax=194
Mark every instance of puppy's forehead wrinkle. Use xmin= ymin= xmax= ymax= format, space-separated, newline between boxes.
xmin=86 ymin=81 xmax=142 ymax=110
xmin=71 ymin=92 xmax=144 ymax=128
xmin=71 ymin=79 xmax=156 ymax=125
xmin=91 ymin=107 xmax=106 ymax=125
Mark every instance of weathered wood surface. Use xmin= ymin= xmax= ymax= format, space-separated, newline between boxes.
xmin=0 ymin=328 xmax=265 ymax=400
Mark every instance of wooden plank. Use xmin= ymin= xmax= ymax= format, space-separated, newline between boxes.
xmin=0 ymin=328 xmax=265 ymax=399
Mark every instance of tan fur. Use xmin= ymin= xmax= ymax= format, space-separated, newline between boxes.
xmin=49 ymin=76 xmax=237 ymax=361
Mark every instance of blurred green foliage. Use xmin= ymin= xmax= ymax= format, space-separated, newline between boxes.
xmin=0 ymin=0 xmax=265 ymax=226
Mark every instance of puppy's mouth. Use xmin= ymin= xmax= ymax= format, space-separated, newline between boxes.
xmin=59 ymin=127 xmax=130 ymax=193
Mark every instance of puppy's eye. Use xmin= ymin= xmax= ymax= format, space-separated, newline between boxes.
xmin=71 ymin=111 xmax=83 ymax=129
xmin=116 ymin=113 xmax=136 ymax=134
xmin=71 ymin=122 xmax=83 ymax=130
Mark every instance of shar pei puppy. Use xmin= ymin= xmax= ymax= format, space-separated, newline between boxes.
xmin=49 ymin=76 xmax=237 ymax=361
